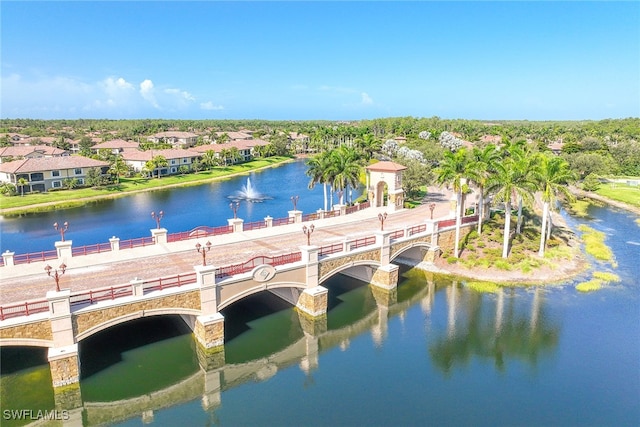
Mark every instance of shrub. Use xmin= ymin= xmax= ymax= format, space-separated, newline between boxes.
xmin=592 ymin=271 xmax=620 ymax=283
xmin=446 ymin=256 xmax=458 ymax=264
xmin=466 ymin=281 xmax=501 ymax=294
xmin=576 ymin=279 xmax=603 ymax=292
xmin=494 ymin=259 xmax=512 ymax=271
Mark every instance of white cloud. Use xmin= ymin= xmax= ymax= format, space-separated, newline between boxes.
xmin=139 ymin=79 xmax=159 ymax=108
xmin=361 ymin=92 xmax=374 ymax=105
xmin=200 ymin=101 xmax=224 ymax=111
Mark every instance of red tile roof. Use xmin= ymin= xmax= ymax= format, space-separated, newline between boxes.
xmin=365 ymin=161 xmax=407 ymax=172
xmin=0 ymin=156 xmax=109 ymax=174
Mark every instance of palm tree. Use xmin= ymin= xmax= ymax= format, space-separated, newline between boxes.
xmin=306 ymin=152 xmax=331 ymax=210
xmin=109 ymin=155 xmax=128 ymax=184
xmin=228 ymin=147 xmax=242 ymax=164
xmin=487 ymin=156 xmax=536 ymax=258
xmin=536 ymin=154 xmax=576 ymax=256
xmin=467 ymin=144 xmax=499 ymax=234
xmin=435 ymin=148 xmax=471 ymax=258
xmin=146 ymin=155 xmax=168 ymax=179
xmin=219 ymin=148 xmax=231 ymax=166
xmin=17 ymin=177 xmax=28 ymax=196
xmin=328 ymin=146 xmax=362 ymax=204
xmin=201 ymin=150 xmax=217 ymax=170
xmin=355 ymin=134 xmax=381 ymax=161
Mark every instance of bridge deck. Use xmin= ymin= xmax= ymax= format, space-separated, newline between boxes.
xmin=0 ymin=190 xmax=455 ymax=306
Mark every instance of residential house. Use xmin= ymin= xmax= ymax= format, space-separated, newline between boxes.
xmin=0 ymin=145 xmax=69 ymax=163
xmin=147 ymin=131 xmax=198 ymax=148
xmin=121 ymin=149 xmax=200 ymax=175
xmin=0 ymin=156 xmax=109 ymax=192
xmin=91 ymin=139 xmax=140 ymax=156
xmin=193 ymin=139 xmax=270 ymax=163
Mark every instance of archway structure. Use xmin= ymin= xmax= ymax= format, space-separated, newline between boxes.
xmin=365 ymin=161 xmax=407 ymax=212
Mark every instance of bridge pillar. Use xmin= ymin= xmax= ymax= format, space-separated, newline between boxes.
xmin=2 ymin=250 xmax=15 ymax=266
xmin=109 ymin=236 xmax=120 ymax=251
xmin=296 ymin=286 xmax=328 ymax=318
xmin=194 ymin=313 xmax=225 ymax=351
xmin=228 ymin=218 xmax=244 ymax=232
xmin=375 ymin=230 xmax=393 ymax=266
xmin=300 ymin=245 xmax=320 ymax=288
xmin=151 ymin=228 xmax=167 ymax=244
xmin=264 ymin=215 xmax=273 ymax=227
xmin=424 ymin=245 xmax=442 ymax=263
xmin=289 ymin=210 xmax=302 ymax=223
xmin=197 ymin=264 xmax=219 ymax=315
xmin=55 ymin=240 xmax=72 ymax=260
xmin=48 ymin=344 xmax=80 ymax=388
xmin=370 ymin=264 xmax=399 ymax=291
xmin=46 ymin=289 xmax=82 ymax=392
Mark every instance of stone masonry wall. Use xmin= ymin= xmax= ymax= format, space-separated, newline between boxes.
xmin=73 ymin=290 xmax=200 ymax=337
xmin=0 ymin=319 xmax=53 ymax=343
xmin=319 ymin=249 xmax=381 ymax=282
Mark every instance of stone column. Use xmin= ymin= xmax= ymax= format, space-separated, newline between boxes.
xmin=300 ymin=245 xmax=319 ymax=288
xmin=47 ymin=289 xmax=74 ymax=347
xmin=264 ymin=215 xmax=273 ymax=227
xmin=316 ymin=209 xmax=325 ymax=220
xmin=130 ymin=277 xmax=145 ymax=297
xmin=151 ymin=228 xmax=167 ymax=244
xmin=333 ymin=204 xmax=347 ymax=216
xmin=48 ymin=344 xmax=81 ymax=389
xmin=194 ymin=313 xmax=225 ymax=351
xmin=424 ymin=246 xmax=442 ymax=263
xmin=288 ymin=210 xmax=302 ymax=223
xmin=2 ymin=250 xmax=15 ymax=267
xmin=370 ymin=264 xmax=399 ymax=291
xmin=296 ymin=286 xmax=328 ymax=318
xmin=55 ymin=241 xmax=73 ymax=260
xmin=109 ymin=236 xmax=120 ymax=252
xmin=374 ymin=230 xmax=393 ymax=266
xmin=196 ymin=265 xmax=219 ymax=315
xmin=227 ymin=218 xmax=244 ymax=233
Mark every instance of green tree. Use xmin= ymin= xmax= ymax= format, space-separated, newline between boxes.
xmin=109 ymin=156 xmax=128 ymax=184
xmin=401 ymin=160 xmax=432 ymax=201
xmin=145 ymin=155 xmax=168 ymax=179
xmin=201 ymin=150 xmax=218 ymax=169
xmin=306 ymin=151 xmax=332 ymax=210
xmin=63 ymin=177 xmax=79 ymax=190
xmin=327 ymin=146 xmax=362 ymax=204
xmin=536 ymin=154 xmax=576 ymax=256
xmin=581 ymin=173 xmax=601 ymax=192
xmin=466 ymin=144 xmax=500 ymax=234
xmin=435 ymin=148 xmax=471 ymax=258
xmin=17 ymin=177 xmax=28 ymax=196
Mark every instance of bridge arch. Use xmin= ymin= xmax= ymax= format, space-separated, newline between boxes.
xmin=75 ymin=308 xmax=201 ymax=342
xmin=318 ymin=259 xmax=382 ymax=286
xmin=217 ymin=281 xmax=306 ymax=312
xmin=0 ymin=338 xmax=53 ymax=348
xmin=389 ymin=240 xmax=432 ymax=263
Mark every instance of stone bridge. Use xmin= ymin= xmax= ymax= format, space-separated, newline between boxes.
xmin=0 ymin=213 xmax=478 ymax=397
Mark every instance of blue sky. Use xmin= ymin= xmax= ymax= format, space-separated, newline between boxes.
xmin=1 ymin=1 xmax=639 ymax=121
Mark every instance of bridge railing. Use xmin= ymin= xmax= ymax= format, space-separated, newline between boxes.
xmin=143 ymin=272 xmax=197 ymax=293
xmin=72 ymin=243 xmax=112 ymax=257
xmin=301 ymin=212 xmax=319 ymax=222
xmin=167 ymin=225 xmax=233 ymax=243
xmin=389 ymin=229 xmax=405 ymax=239
xmin=119 ymin=236 xmax=155 ymax=249
xmin=244 ymin=219 xmax=268 ymax=231
xmin=14 ymin=250 xmax=58 ymax=265
xmin=319 ymin=243 xmax=343 ymax=256
xmin=216 ymin=252 xmax=302 ymax=279
xmin=0 ymin=299 xmax=49 ymax=321
xmin=351 ymin=236 xmax=376 ymax=249
xmin=272 ymin=216 xmax=295 ymax=227
xmin=70 ymin=284 xmax=134 ymax=307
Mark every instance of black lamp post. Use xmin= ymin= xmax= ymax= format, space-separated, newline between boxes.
xmin=196 ymin=241 xmax=212 ymax=266
xmin=302 ymin=224 xmax=315 ymax=246
xmin=151 ymin=210 xmax=164 ymax=229
xmin=229 ymin=202 xmax=240 ymax=219
xmin=291 ymin=195 xmax=299 ymax=211
xmin=45 ymin=263 xmax=67 ymax=292
xmin=53 ymin=221 xmax=69 ymax=241
xmin=429 ymin=203 xmax=436 ymax=220
xmin=378 ymin=212 xmax=388 ymax=231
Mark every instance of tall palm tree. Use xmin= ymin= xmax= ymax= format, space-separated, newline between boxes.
xmin=109 ymin=155 xmax=128 ymax=184
xmin=306 ymin=152 xmax=331 ymax=210
xmin=328 ymin=146 xmax=362 ymax=204
xmin=201 ymin=150 xmax=217 ymax=169
xmin=487 ymin=156 xmax=536 ymax=258
xmin=467 ymin=144 xmax=500 ymax=234
xmin=435 ymin=148 xmax=471 ymax=258
xmin=536 ymin=154 xmax=576 ymax=256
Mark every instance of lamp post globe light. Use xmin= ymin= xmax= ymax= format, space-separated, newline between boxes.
xmin=151 ymin=210 xmax=164 ymax=229
xmin=429 ymin=203 xmax=436 ymax=220
xmin=302 ymin=224 xmax=315 ymax=246
xmin=45 ymin=263 xmax=67 ymax=292
xmin=196 ymin=241 xmax=212 ymax=266
xmin=291 ymin=195 xmax=299 ymax=211
xmin=378 ymin=212 xmax=388 ymax=231
xmin=229 ymin=202 xmax=240 ymax=219
xmin=53 ymin=221 xmax=69 ymax=241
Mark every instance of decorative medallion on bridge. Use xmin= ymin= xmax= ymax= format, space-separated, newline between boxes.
xmin=252 ymin=264 xmax=276 ymax=282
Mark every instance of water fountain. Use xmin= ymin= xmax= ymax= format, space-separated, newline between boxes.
xmin=229 ymin=177 xmax=271 ymax=202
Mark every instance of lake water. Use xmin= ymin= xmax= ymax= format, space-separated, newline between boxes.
xmin=1 ymin=176 xmax=639 ymax=426
xmin=0 ymin=160 xmax=359 ymax=254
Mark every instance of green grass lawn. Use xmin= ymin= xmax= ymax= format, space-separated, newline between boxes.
xmin=595 ymin=182 xmax=640 ymax=208
xmin=0 ymin=157 xmax=292 ymax=213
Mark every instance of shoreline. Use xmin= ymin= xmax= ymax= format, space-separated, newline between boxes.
xmin=570 ymin=186 xmax=640 ymax=216
xmin=0 ymin=157 xmax=295 ymax=216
